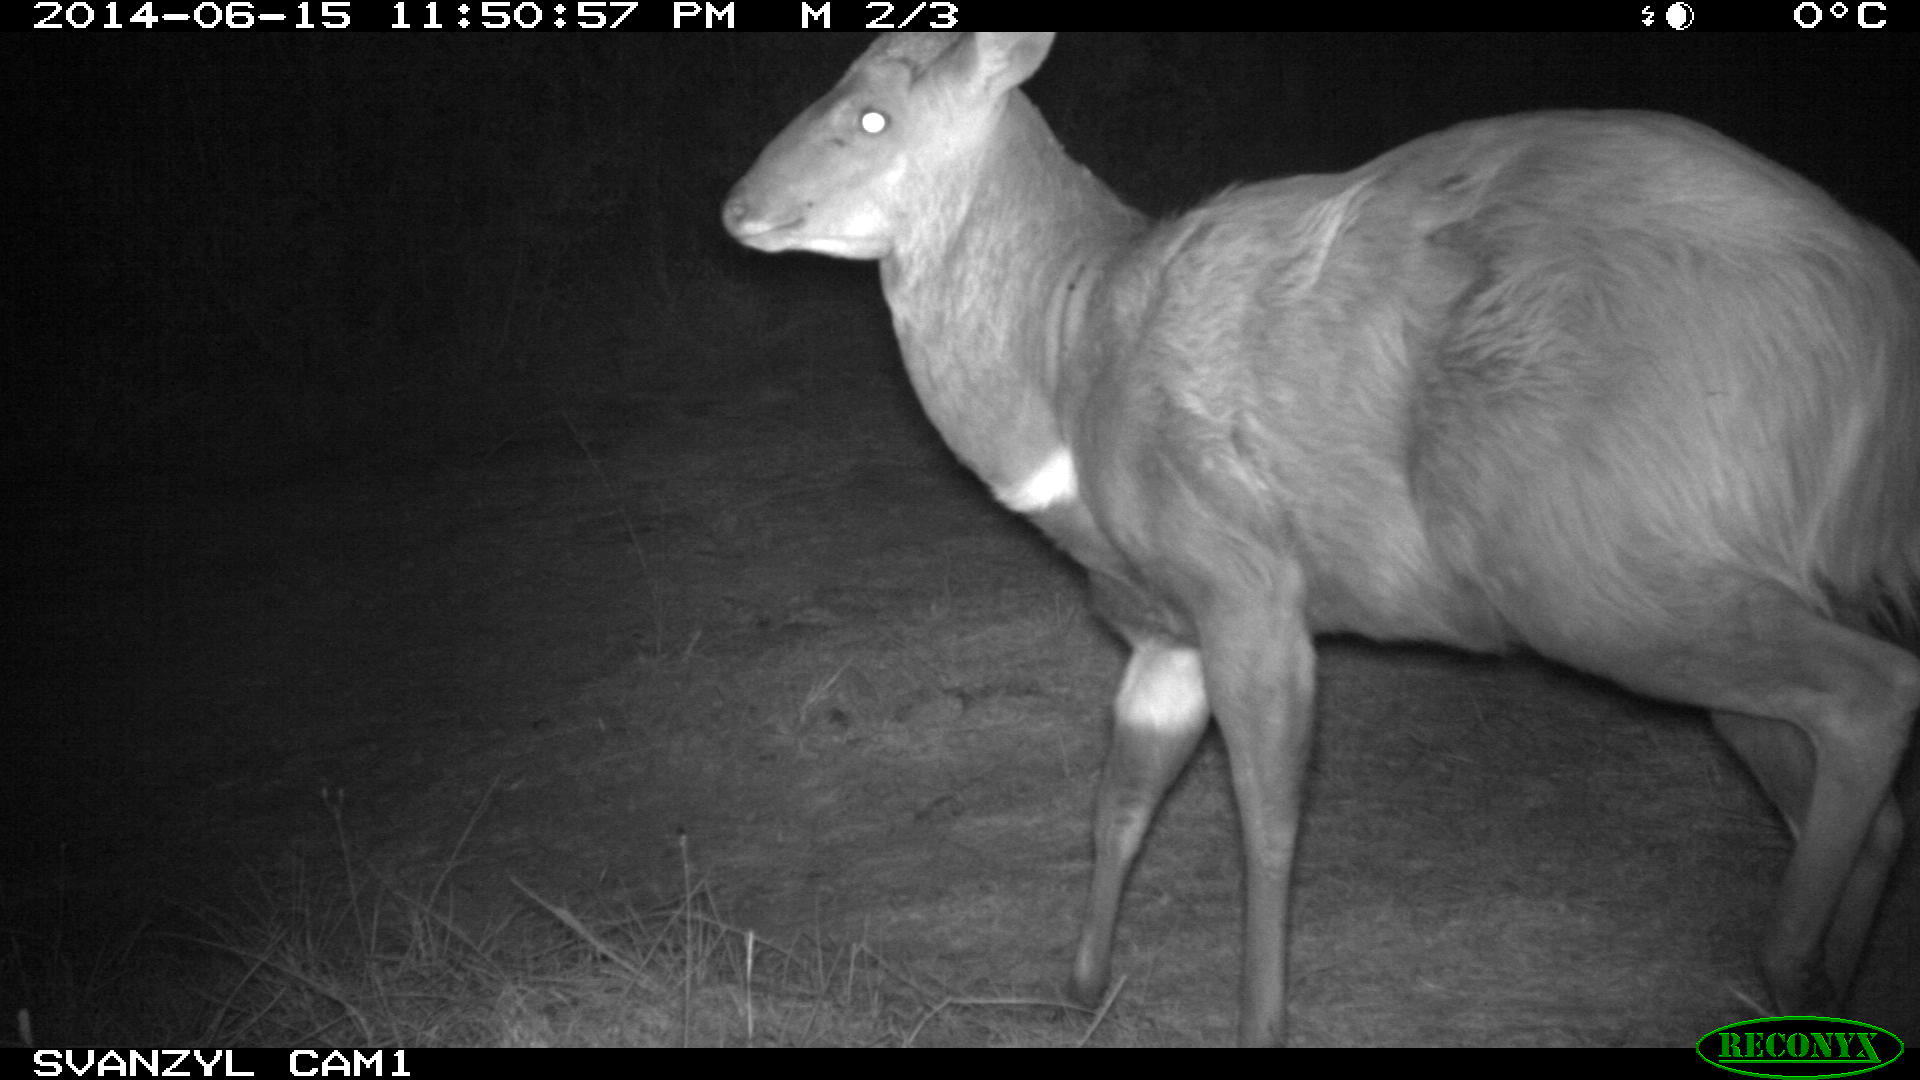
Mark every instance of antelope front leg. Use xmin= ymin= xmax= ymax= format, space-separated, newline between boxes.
xmin=1205 ymin=580 xmax=1316 ymax=1047
xmin=1071 ymin=640 xmax=1210 ymax=1009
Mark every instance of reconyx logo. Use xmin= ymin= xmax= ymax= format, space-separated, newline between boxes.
xmin=1697 ymin=1017 xmax=1903 ymax=1079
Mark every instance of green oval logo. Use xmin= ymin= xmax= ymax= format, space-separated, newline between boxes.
xmin=1697 ymin=1017 xmax=1904 ymax=1079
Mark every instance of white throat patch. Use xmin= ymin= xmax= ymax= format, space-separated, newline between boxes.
xmin=995 ymin=446 xmax=1079 ymax=513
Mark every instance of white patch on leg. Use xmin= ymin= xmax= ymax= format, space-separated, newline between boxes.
xmin=1116 ymin=644 xmax=1209 ymax=733
xmin=995 ymin=446 xmax=1078 ymax=513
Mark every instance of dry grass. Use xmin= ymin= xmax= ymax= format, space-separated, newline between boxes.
xmin=4 ymin=804 xmax=1129 ymax=1049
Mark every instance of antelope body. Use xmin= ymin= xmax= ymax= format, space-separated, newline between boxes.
xmin=723 ymin=32 xmax=1920 ymax=1045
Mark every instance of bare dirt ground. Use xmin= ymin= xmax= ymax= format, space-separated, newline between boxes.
xmin=8 ymin=299 xmax=1917 ymax=1046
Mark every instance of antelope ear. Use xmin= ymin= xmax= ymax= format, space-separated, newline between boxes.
xmin=963 ymin=32 xmax=1057 ymax=99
